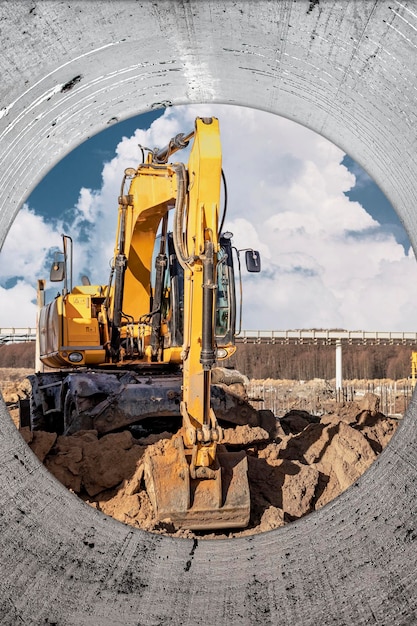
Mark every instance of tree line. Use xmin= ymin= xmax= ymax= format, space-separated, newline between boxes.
xmin=0 ymin=342 xmax=36 ymax=368
xmin=0 ymin=340 xmax=414 ymax=381
xmin=227 ymin=342 xmax=415 ymax=381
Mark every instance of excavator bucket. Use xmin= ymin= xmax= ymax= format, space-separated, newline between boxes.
xmin=143 ymin=436 xmax=250 ymax=530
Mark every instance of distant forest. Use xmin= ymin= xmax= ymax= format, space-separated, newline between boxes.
xmin=0 ymin=341 xmax=414 ymax=381
xmin=228 ymin=342 xmax=414 ymax=381
xmin=0 ymin=342 xmax=35 ymax=369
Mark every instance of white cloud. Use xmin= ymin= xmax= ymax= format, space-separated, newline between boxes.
xmin=0 ymin=281 xmax=38 ymax=328
xmin=0 ymin=205 xmax=62 ymax=283
xmin=1 ymin=104 xmax=417 ymax=332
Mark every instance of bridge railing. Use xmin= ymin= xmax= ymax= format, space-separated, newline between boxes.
xmin=236 ymin=330 xmax=417 ymax=346
xmin=0 ymin=328 xmax=36 ymax=344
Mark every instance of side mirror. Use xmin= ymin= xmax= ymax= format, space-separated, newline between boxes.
xmin=50 ymin=261 xmax=65 ymax=282
xmin=245 ymin=250 xmax=261 ymax=273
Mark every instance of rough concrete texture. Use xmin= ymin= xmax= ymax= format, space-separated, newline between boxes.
xmin=1 ymin=1 xmax=417 ymax=623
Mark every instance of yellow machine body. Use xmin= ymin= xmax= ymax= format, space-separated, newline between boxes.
xmin=36 ymin=117 xmax=250 ymax=530
xmin=38 ymin=287 xmax=107 ymax=368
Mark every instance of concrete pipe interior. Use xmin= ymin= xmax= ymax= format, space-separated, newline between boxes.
xmin=1 ymin=2 xmax=417 ymax=624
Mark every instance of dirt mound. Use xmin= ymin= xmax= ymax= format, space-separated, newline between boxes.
xmin=20 ymin=392 xmax=400 ymax=539
xmin=1 ymin=368 xmax=32 ymax=404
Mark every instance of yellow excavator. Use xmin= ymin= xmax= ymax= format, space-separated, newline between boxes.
xmin=24 ymin=117 xmax=270 ymax=530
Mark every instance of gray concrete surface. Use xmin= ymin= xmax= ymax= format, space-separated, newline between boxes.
xmin=1 ymin=1 xmax=417 ymax=623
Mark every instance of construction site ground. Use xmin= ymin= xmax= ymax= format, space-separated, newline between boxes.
xmin=2 ymin=369 xmax=402 ymax=539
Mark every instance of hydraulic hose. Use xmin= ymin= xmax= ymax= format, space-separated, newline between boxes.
xmin=218 ymin=169 xmax=228 ymax=237
xmin=171 ymin=162 xmax=193 ymax=271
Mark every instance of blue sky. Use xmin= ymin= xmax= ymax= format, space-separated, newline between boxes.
xmin=27 ymin=110 xmax=162 ymax=224
xmin=1 ymin=104 xmax=416 ymax=331
xmin=342 ymin=155 xmax=410 ymax=252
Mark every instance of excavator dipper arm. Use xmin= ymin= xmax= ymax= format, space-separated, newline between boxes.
xmin=141 ymin=118 xmax=250 ymax=529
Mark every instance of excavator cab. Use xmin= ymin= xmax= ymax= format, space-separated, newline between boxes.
xmin=152 ymin=230 xmax=240 ymax=358
xmin=215 ymin=234 xmax=236 ymax=346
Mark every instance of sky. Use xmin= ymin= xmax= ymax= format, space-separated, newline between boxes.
xmin=1 ymin=103 xmax=417 ymax=331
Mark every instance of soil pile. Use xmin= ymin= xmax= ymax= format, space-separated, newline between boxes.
xmin=16 ymin=390 xmax=399 ymax=539
xmin=0 ymin=368 xmax=33 ymax=406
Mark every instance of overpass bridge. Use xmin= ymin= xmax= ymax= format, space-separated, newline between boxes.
xmin=236 ymin=329 xmax=417 ymax=346
xmin=237 ymin=330 xmax=417 ymax=388
xmin=0 ymin=328 xmax=36 ymax=344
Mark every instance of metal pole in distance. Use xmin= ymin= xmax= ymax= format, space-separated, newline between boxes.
xmin=335 ymin=340 xmax=342 ymax=391
xmin=35 ymin=279 xmax=46 ymax=374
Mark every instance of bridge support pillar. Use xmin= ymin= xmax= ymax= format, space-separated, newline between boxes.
xmin=335 ymin=340 xmax=342 ymax=390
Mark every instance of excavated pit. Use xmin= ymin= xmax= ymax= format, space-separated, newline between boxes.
xmin=5 ymin=373 xmax=400 ymax=539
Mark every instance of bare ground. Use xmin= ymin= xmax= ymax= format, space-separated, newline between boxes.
xmin=2 ymin=369 xmax=400 ymax=539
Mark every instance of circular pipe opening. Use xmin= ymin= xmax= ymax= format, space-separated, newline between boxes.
xmin=4 ymin=105 xmax=413 ymax=539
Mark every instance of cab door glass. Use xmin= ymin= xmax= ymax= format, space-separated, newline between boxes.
xmin=215 ymin=247 xmax=230 ymax=338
